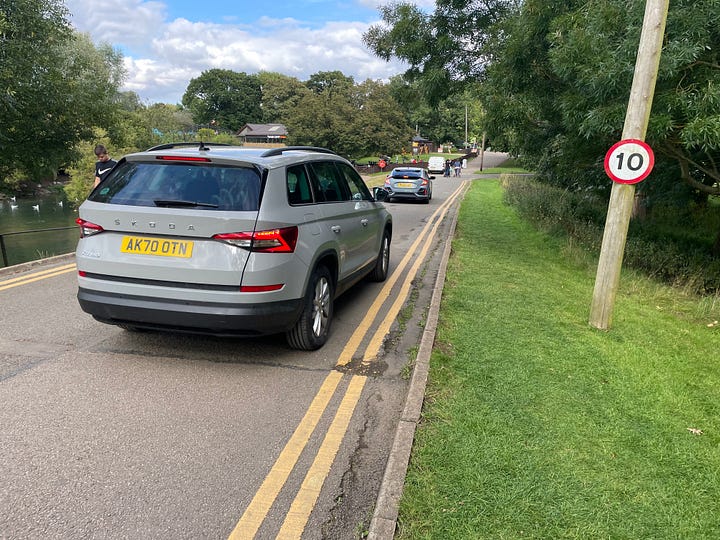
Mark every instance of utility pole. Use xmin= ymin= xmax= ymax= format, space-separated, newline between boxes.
xmin=479 ymin=132 xmax=486 ymax=171
xmin=589 ymin=0 xmax=669 ymax=329
xmin=465 ymin=104 xmax=468 ymax=148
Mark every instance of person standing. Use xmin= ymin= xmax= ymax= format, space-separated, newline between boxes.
xmin=453 ymin=159 xmax=461 ymax=177
xmin=93 ymin=144 xmax=117 ymax=188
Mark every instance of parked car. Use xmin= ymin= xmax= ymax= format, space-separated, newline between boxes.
xmin=75 ymin=143 xmax=392 ymax=350
xmin=427 ymin=156 xmax=446 ymax=174
xmin=383 ymin=167 xmax=434 ymax=204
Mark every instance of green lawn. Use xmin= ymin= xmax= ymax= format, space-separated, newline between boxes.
xmin=397 ymin=180 xmax=720 ymax=539
xmin=477 ymin=157 xmax=529 ymax=175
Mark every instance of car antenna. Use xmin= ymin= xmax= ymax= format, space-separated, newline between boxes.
xmin=198 ymin=141 xmax=209 ymax=151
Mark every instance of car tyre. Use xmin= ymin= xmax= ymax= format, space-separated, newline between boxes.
xmin=369 ymin=230 xmax=391 ymax=282
xmin=286 ymin=265 xmax=334 ymax=350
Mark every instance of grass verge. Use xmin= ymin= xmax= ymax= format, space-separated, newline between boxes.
xmin=477 ymin=157 xmax=528 ymax=175
xmin=397 ymin=180 xmax=720 ymax=539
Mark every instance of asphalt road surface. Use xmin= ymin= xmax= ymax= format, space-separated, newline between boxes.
xmin=0 ymin=153 xmax=509 ymax=539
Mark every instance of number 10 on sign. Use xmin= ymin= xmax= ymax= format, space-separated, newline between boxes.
xmin=604 ymin=139 xmax=655 ymax=184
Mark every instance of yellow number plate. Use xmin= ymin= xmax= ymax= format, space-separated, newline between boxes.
xmin=121 ymin=236 xmax=194 ymax=258
xmin=396 ymin=182 xmax=415 ymax=188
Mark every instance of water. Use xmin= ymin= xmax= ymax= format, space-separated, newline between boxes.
xmin=0 ymin=191 xmax=80 ymax=267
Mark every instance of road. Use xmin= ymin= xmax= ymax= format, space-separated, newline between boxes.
xmin=0 ymin=153 xmax=508 ymax=539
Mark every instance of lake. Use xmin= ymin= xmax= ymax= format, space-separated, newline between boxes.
xmin=0 ymin=190 xmax=79 ymax=268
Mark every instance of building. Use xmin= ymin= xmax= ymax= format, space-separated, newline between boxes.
xmin=411 ymin=135 xmax=435 ymax=154
xmin=237 ymin=124 xmax=288 ymax=145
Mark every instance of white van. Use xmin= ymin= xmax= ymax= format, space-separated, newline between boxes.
xmin=427 ymin=156 xmax=446 ymax=174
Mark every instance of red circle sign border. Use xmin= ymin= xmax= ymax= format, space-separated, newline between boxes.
xmin=604 ymin=138 xmax=655 ymax=185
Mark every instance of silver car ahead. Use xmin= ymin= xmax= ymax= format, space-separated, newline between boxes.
xmin=383 ymin=167 xmax=434 ymax=203
xmin=75 ymin=144 xmax=392 ymax=350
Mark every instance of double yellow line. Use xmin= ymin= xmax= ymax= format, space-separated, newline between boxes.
xmin=0 ymin=262 xmax=76 ymax=292
xmin=230 ymin=182 xmax=468 ymax=539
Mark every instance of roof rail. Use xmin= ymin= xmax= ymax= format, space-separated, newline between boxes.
xmin=260 ymin=146 xmax=337 ymax=158
xmin=145 ymin=141 xmax=231 ymax=152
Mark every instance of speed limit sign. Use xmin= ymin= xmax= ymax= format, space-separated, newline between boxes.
xmin=604 ymin=139 xmax=655 ymax=184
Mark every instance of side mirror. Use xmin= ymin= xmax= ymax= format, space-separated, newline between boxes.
xmin=373 ymin=187 xmax=389 ymax=202
xmin=429 ymin=175 xmax=436 ymax=180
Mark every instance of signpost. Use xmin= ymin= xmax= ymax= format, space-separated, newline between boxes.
xmin=589 ymin=0 xmax=668 ymax=330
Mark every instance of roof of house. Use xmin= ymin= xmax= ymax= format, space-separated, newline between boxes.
xmin=238 ymin=123 xmax=288 ymax=137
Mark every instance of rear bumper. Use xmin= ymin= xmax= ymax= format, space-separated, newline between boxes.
xmin=78 ymin=287 xmax=304 ymax=336
xmin=386 ymin=189 xmax=430 ymax=200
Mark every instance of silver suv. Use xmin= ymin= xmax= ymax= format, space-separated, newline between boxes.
xmin=75 ymin=143 xmax=392 ymax=350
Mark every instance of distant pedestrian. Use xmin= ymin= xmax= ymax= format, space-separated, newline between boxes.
xmin=93 ymin=144 xmax=117 ymax=188
xmin=453 ymin=159 xmax=461 ymax=177
xmin=444 ymin=160 xmax=451 ymax=177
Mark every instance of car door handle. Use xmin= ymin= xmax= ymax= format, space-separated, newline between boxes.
xmin=331 ymin=225 xmax=341 ymax=233
xmin=360 ymin=219 xmax=369 ymax=227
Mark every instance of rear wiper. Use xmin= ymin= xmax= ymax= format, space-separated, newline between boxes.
xmin=153 ymin=199 xmax=218 ymax=208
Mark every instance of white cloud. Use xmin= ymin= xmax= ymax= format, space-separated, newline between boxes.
xmin=64 ymin=0 xmax=409 ymax=104
xmin=65 ymin=0 xmax=167 ymax=54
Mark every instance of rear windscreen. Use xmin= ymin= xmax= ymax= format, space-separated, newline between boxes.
xmin=89 ymin=161 xmax=262 ymax=211
xmin=391 ymin=171 xmax=422 ymax=179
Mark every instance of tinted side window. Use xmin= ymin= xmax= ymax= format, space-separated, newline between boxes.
xmin=90 ymin=162 xmax=261 ymax=211
xmin=337 ymin=162 xmax=372 ymax=201
xmin=308 ymin=162 xmax=350 ymax=203
xmin=287 ymin=165 xmax=313 ymax=205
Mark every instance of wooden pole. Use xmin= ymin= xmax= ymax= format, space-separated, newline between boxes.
xmin=479 ymin=132 xmax=486 ymax=171
xmin=589 ymin=0 xmax=668 ymax=329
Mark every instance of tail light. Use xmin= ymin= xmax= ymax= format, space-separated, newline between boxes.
xmin=76 ymin=218 xmax=104 ymax=238
xmin=421 ymin=178 xmax=428 ymax=186
xmin=213 ymin=226 xmax=299 ymax=253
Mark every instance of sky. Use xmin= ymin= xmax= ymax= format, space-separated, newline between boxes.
xmin=63 ymin=0 xmax=433 ymax=105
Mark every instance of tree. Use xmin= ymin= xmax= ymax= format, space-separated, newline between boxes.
xmin=364 ymin=1 xmax=518 ymax=105
xmin=0 ymin=0 xmax=124 ymax=189
xmin=144 ymin=103 xmax=194 ymax=138
xmin=63 ymin=35 xmax=126 ymax=150
xmin=258 ymin=71 xmax=311 ymax=123
xmin=182 ymin=69 xmax=262 ymax=131
xmin=283 ymin=72 xmax=413 ymax=159
xmin=482 ymin=0 xmax=720 ymax=201
xmin=1 ymin=0 xmax=72 ymax=157
xmin=285 ymin=85 xmax=360 ymax=157
xmin=386 ymin=76 xmax=483 ymax=148
xmin=305 ymin=71 xmax=355 ymax=96
xmin=352 ymin=79 xmax=414 ymax=156
xmin=369 ymin=0 xmax=720 ymax=199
